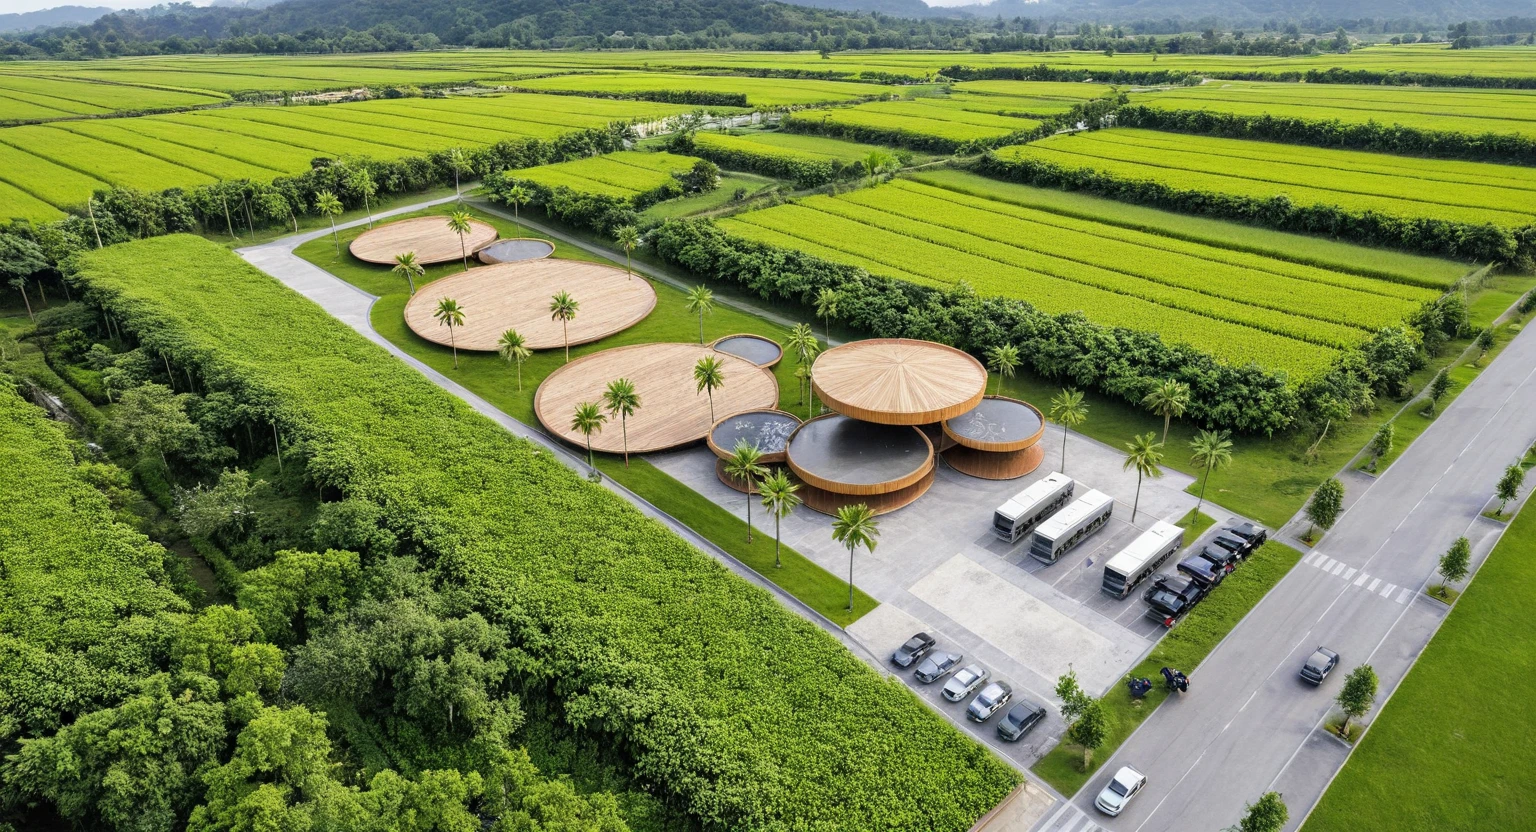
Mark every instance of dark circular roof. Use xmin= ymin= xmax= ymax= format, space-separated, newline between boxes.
xmin=787 ymin=415 xmax=932 ymax=487
xmin=944 ymin=397 xmax=1045 ymax=452
xmin=713 ymin=334 xmax=783 ymax=367
xmin=477 ymin=238 xmax=555 ymax=264
xmin=711 ymin=409 xmax=800 ymax=457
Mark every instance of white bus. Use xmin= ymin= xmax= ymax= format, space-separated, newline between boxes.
xmin=992 ymin=473 xmax=1075 ymax=544
xmin=1100 ymin=520 xmax=1184 ymax=599
xmin=1030 ymin=489 xmax=1114 ymax=565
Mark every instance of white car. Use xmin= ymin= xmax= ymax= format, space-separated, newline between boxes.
xmin=1094 ymin=766 xmax=1147 ymax=816
xmin=942 ymin=664 xmax=989 ymax=702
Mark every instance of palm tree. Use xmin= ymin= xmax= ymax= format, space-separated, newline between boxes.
xmin=760 ymin=469 xmax=801 ymax=569
xmin=723 ymin=440 xmax=768 ymax=541
xmin=1050 ymin=388 xmax=1089 ymax=474
xmin=571 ymin=401 xmax=607 ymax=471
xmin=814 ymin=288 xmax=839 ymax=345
xmin=693 ymin=354 xmax=725 ymax=425
xmin=602 ymin=377 xmax=642 ymax=467
xmin=986 ymin=343 xmax=1021 ymax=396
xmin=549 ymin=291 xmax=580 ymax=362
xmin=1189 ymin=429 xmax=1234 ymax=514
xmin=685 ymin=285 xmax=715 ymax=344
xmin=497 ymin=328 xmax=531 ymax=392
xmin=1143 ymin=378 xmax=1191 ymax=444
xmin=447 ymin=210 xmax=474 ymax=272
xmin=615 ymin=225 xmax=641 ymax=280
xmin=505 ymin=184 xmax=530 ymax=222
xmin=392 ymin=251 xmax=424 ymax=295
xmin=434 ymin=297 xmax=465 ymax=369
xmin=347 ymin=168 xmax=377 ymax=228
xmin=786 ymin=323 xmax=819 ymax=411
xmin=1123 ymin=432 xmax=1165 ymax=524
xmin=315 ymin=190 xmax=343 ymax=254
xmin=447 ymin=147 xmax=467 ymax=199
xmin=832 ymin=503 xmax=879 ymax=611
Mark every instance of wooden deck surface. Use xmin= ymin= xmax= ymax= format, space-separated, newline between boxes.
xmin=813 ymin=338 xmax=986 ymax=425
xmin=350 ymin=216 xmax=498 ymax=265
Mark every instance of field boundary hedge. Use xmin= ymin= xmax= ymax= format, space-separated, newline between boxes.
xmin=940 ymin=63 xmax=1536 ymax=89
xmin=507 ymin=84 xmax=750 ymax=108
xmin=780 ymin=108 xmax=1045 ymax=154
xmin=671 ymin=131 xmax=860 ymax=188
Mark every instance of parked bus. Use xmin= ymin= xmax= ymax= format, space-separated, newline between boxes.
xmin=992 ymin=473 xmax=1075 ymax=544
xmin=1101 ymin=521 xmax=1184 ymax=599
xmin=1029 ymin=489 xmax=1114 ymax=565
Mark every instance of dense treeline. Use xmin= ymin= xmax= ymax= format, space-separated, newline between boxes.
xmin=670 ymin=131 xmax=868 ymax=188
xmin=780 ymin=110 xmax=1043 ymax=154
xmin=484 ymin=157 xmax=720 ymax=234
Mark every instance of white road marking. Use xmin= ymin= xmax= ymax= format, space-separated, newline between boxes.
xmin=1058 ymin=813 xmax=1087 ymax=832
xmin=1331 ymin=562 xmax=1347 ymax=576
xmin=1319 ymin=556 xmax=1337 ymax=571
xmin=1304 ymin=551 xmax=1323 ymax=566
xmin=1040 ymin=802 xmax=1074 ymax=831
xmin=1397 ymin=587 xmax=1413 ymax=604
xmin=1354 ymin=572 xmax=1370 ymax=586
xmin=1343 ymin=567 xmax=1357 ymax=580
xmin=1379 ymin=582 xmax=1396 ymax=598
xmin=1368 ymin=577 xmax=1382 ymax=591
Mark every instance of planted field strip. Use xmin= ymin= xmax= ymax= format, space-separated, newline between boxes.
xmin=0 ymin=125 xmax=214 ymax=192
xmin=698 ymin=130 xmax=891 ymax=162
xmin=0 ymin=179 xmax=64 ymax=223
xmin=514 ymin=150 xmax=697 ymax=197
xmin=280 ymin=104 xmax=547 ymax=147
xmin=788 ymin=99 xmax=1041 ymax=148
xmin=48 ymin=120 xmax=287 ymax=182
xmin=1002 ymin=129 xmax=1536 ymax=227
xmin=952 ymin=80 xmax=1116 ymax=100
xmin=513 ymin=70 xmax=883 ymax=107
xmin=340 ymin=102 xmax=567 ymax=141
xmin=196 ymin=107 xmax=456 ymax=153
xmin=0 ymin=93 xmax=79 ymax=122
xmin=0 ymin=73 xmax=225 ymax=121
xmin=0 ymin=141 xmax=108 ymax=209
xmin=171 ymin=111 xmax=416 ymax=160
xmin=109 ymin=117 xmax=323 ymax=173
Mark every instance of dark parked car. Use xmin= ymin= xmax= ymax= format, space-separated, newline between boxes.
xmin=967 ymin=682 xmax=1013 ymax=722
xmin=891 ymin=632 xmax=935 ymax=668
xmin=1143 ymin=574 xmax=1205 ymax=627
xmin=997 ymin=698 xmax=1047 ymax=742
xmin=1225 ymin=522 xmax=1268 ymax=546
xmin=1300 ymin=647 xmax=1340 ymax=685
xmin=1197 ymin=544 xmax=1240 ymax=573
xmin=914 ymin=651 xmax=963 ymax=684
xmin=1209 ymin=532 xmax=1254 ymax=559
xmin=1177 ymin=554 xmax=1226 ymax=589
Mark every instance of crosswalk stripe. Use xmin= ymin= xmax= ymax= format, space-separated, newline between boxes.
xmin=1368 ymin=578 xmax=1381 ymax=591
xmin=1343 ymin=567 xmax=1357 ymax=580
xmin=1380 ymin=582 xmax=1396 ymax=597
xmin=1059 ymin=814 xmax=1086 ymax=832
xmin=1397 ymin=587 xmax=1413 ymax=604
xmin=1304 ymin=551 xmax=1320 ymax=566
xmin=1040 ymin=802 xmax=1074 ymax=831
xmin=1354 ymin=572 xmax=1370 ymax=586
xmin=1320 ymin=557 xmax=1337 ymax=571
xmin=1331 ymin=562 xmax=1347 ymax=576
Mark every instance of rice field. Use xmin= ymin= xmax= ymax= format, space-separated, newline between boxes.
xmin=786 ymin=97 xmax=1043 ymax=149
xmin=510 ymin=150 xmax=700 ymax=199
xmin=511 ymin=71 xmax=884 ymax=107
xmin=0 ymin=73 xmax=227 ymax=122
xmin=693 ymin=130 xmax=899 ymax=163
xmin=932 ymin=80 xmax=1117 ymax=118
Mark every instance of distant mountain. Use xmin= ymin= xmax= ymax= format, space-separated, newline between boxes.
xmin=0 ymin=5 xmax=114 ymax=32
xmin=780 ymin=0 xmax=1536 ymax=23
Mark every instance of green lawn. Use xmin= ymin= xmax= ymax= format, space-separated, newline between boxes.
xmin=294 ymin=203 xmax=876 ymax=626
xmin=1175 ymin=507 xmax=1216 ymax=541
xmin=1304 ymin=501 xmax=1536 ymax=830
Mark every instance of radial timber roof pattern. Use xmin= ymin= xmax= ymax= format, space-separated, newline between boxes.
xmin=349 ymin=216 xmax=499 ymax=265
xmin=812 ymin=339 xmax=987 ymax=425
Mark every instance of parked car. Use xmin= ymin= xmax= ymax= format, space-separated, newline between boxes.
xmin=1299 ymin=647 xmax=1340 ymax=685
xmin=966 ymin=682 xmax=1013 ymax=722
xmin=914 ymin=651 xmax=963 ymax=683
xmin=1197 ymin=544 xmax=1240 ymax=573
xmin=1094 ymin=766 xmax=1147 ymax=816
xmin=1143 ymin=574 xmax=1204 ymax=627
xmin=942 ymin=664 xmax=989 ymax=702
xmin=1225 ymin=522 xmax=1268 ymax=546
xmin=891 ymin=632 xmax=935 ymax=668
xmin=997 ymin=698 xmax=1047 ymax=742
xmin=1176 ymin=554 xmax=1226 ymax=589
xmin=1209 ymin=532 xmax=1254 ymax=559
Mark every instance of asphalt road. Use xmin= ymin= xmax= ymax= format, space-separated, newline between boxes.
xmin=1047 ymin=316 xmax=1536 ymax=832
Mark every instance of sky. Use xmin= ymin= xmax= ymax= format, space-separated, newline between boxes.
xmin=2 ymin=0 xmax=212 ymax=16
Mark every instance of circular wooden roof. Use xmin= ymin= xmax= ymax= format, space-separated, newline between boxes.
xmin=942 ymin=396 xmax=1045 ymax=452
xmin=812 ymin=339 xmax=987 ymax=425
xmin=404 ymin=259 xmax=655 ymax=352
xmin=786 ymin=414 xmax=934 ymax=496
xmin=349 ymin=216 xmax=498 ymax=265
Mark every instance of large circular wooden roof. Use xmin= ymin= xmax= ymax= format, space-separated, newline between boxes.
xmin=404 ymin=260 xmax=655 ymax=352
xmin=349 ymin=216 xmax=498 ymax=265
xmin=812 ymin=339 xmax=987 ymax=425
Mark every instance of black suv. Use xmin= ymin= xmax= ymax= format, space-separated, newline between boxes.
xmin=891 ymin=633 xmax=935 ymax=668
xmin=1225 ymin=522 xmax=1268 ymax=547
xmin=1209 ymin=532 xmax=1254 ymax=560
xmin=1197 ymin=544 xmax=1240 ymax=573
xmin=1143 ymin=575 xmax=1205 ymax=627
xmin=1177 ymin=554 xmax=1226 ymax=589
xmin=997 ymin=699 xmax=1047 ymax=742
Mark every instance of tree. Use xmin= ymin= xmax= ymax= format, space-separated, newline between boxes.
xmin=1067 ymin=699 xmax=1108 ymax=769
xmin=433 ymin=297 xmax=465 ymax=369
xmin=175 ymin=468 xmax=265 ymax=547
xmin=1370 ymin=422 xmax=1395 ymax=463
xmin=347 ymin=167 xmax=377 ymax=227
xmin=831 ymin=502 xmax=878 ymax=611
xmin=1050 ymin=388 xmax=1088 ymax=474
xmin=1336 ymin=664 xmax=1378 ymax=736
xmin=1236 ymin=791 xmax=1288 ymax=832
xmin=985 ymin=343 xmax=1020 ymax=396
xmin=1476 ymin=326 xmax=1496 ymax=362
xmin=1 ymin=233 xmax=48 ymax=320
xmin=814 ymin=287 xmax=839 ymax=345
xmin=693 ymin=354 xmax=725 ymax=425
xmin=256 ymin=188 xmax=296 ymax=234
xmin=549 ymin=290 xmax=579 ymax=362
xmin=447 ymin=146 xmax=468 ymax=199
xmin=1437 ymin=536 xmax=1470 ymax=596
xmin=1306 ymin=477 xmax=1344 ymax=540
xmin=496 ymin=328 xmax=531 ymax=392
xmin=615 ymin=225 xmax=640 ymax=280
xmin=1496 ymin=459 xmax=1524 ymax=514
xmin=787 ymin=322 xmax=819 ymax=414
xmin=724 ymin=440 xmax=768 ymax=541
xmin=1143 ymin=377 xmax=1191 ymax=444
xmin=504 ymin=183 xmax=530 ymax=222
xmin=1054 ymin=668 xmax=1091 ymax=723
xmin=392 ymin=251 xmax=423 ymax=295
xmin=1426 ymin=368 xmax=1452 ymax=414
xmin=760 ymin=468 xmax=801 ymax=569
xmin=314 ymin=190 xmax=343 ymax=254
xmin=1189 ymin=429 xmax=1233 ymax=514
xmin=685 ymin=284 xmax=715 ymax=344
xmin=111 ymin=383 xmax=197 ymax=470
xmin=602 ymin=377 xmax=641 ymax=467
xmin=446 ymin=210 xmax=474 ymax=272
xmin=1123 ymin=432 xmax=1164 ymax=523
xmin=570 ymin=401 xmax=606 ymax=471
xmin=863 ymin=149 xmax=895 ymax=182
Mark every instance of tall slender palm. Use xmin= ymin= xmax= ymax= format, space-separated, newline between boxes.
xmin=347 ymin=168 xmax=377 ymax=228
xmin=1189 ymin=429 xmax=1234 ymax=514
xmin=549 ymin=291 xmax=580 ymax=363
xmin=1142 ymin=378 xmax=1191 ymax=444
xmin=447 ymin=210 xmax=474 ymax=272
xmin=1050 ymin=388 xmax=1088 ymax=474
xmin=832 ymin=503 xmax=879 ymax=612
xmin=602 ymin=377 xmax=642 ymax=467
xmin=505 ymin=184 xmax=530 ymax=222
xmin=724 ymin=440 xmax=768 ymax=541
xmin=497 ymin=328 xmax=531 ymax=392
xmin=447 ymin=147 xmax=467 ymax=199
xmin=315 ymin=190 xmax=343 ymax=254
xmin=986 ymin=343 xmax=1021 ymax=396
xmin=571 ymin=401 xmax=607 ymax=471
xmin=1123 ymin=432 xmax=1165 ymax=524
xmin=615 ymin=225 xmax=641 ymax=280
xmin=693 ymin=354 xmax=725 ymax=425
xmin=814 ymin=288 xmax=839 ymax=345
xmin=685 ymin=285 xmax=715 ymax=344
xmin=760 ymin=469 xmax=801 ymax=569
xmin=786 ymin=323 xmax=819 ymax=411
xmin=433 ymin=297 xmax=465 ymax=369
xmin=392 ymin=251 xmax=423 ymax=295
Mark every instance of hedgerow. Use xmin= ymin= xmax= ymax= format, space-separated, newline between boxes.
xmin=72 ymin=235 xmax=1021 ymax=832
xmin=674 ymin=131 xmax=858 ymax=188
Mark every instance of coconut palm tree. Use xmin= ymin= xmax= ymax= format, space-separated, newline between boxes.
xmin=497 ymin=328 xmax=531 ymax=392
xmin=615 ymin=225 xmax=641 ymax=280
xmin=549 ymin=290 xmax=579 ymax=362
xmin=1143 ymin=378 xmax=1191 ymax=444
xmin=1050 ymin=388 xmax=1088 ymax=474
xmin=1123 ymin=432 xmax=1165 ymax=524
xmin=832 ymin=502 xmax=879 ymax=611
xmin=814 ymin=288 xmax=839 ymax=345
xmin=434 ymin=297 xmax=465 ymax=369
xmin=571 ymin=401 xmax=606 ymax=471
xmin=392 ymin=251 xmax=423 ymax=295
xmin=685 ymin=285 xmax=715 ymax=344
xmin=786 ymin=323 xmax=819 ymax=410
xmin=986 ymin=343 xmax=1021 ymax=396
xmin=602 ymin=377 xmax=642 ymax=467
xmin=760 ymin=469 xmax=801 ymax=569
xmin=1189 ymin=429 xmax=1234 ymax=514
xmin=693 ymin=354 xmax=725 ymax=425
xmin=505 ymin=184 xmax=530 ymax=222
xmin=347 ymin=167 xmax=377 ymax=228
xmin=315 ymin=190 xmax=343 ymax=254
xmin=724 ymin=440 xmax=768 ymax=541
xmin=447 ymin=147 xmax=468 ymax=199
xmin=447 ymin=210 xmax=474 ymax=272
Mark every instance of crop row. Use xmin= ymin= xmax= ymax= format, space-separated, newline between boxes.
xmin=785 ymin=102 xmax=1041 ymax=151
xmin=513 ymin=150 xmax=696 ymax=197
xmin=515 ymin=70 xmax=879 ymax=107
xmin=0 ymin=74 xmax=226 ymax=122
xmin=0 ymin=126 xmax=213 ymax=195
